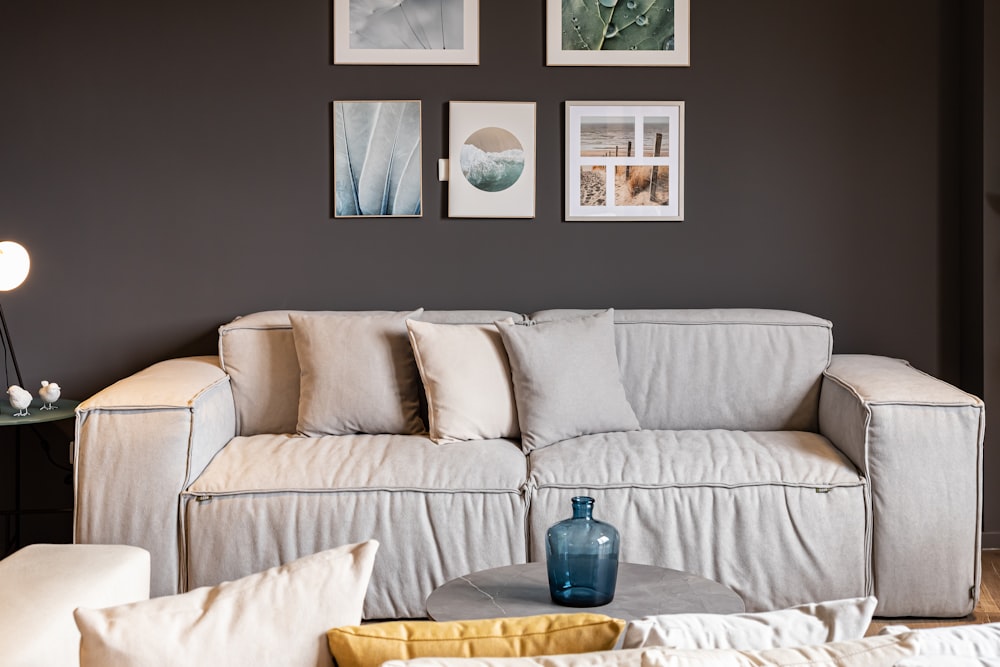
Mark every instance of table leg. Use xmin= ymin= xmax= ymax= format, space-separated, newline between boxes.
xmin=13 ymin=425 xmax=21 ymax=551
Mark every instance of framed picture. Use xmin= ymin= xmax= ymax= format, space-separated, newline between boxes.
xmin=565 ymin=101 xmax=684 ymax=221
xmin=546 ymin=0 xmax=690 ymax=66
xmin=332 ymin=100 xmax=422 ymax=218
xmin=448 ymin=101 xmax=536 ymax=218
xmin=334 ymin=0 xmax=479 ymax=65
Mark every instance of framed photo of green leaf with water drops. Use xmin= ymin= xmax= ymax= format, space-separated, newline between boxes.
xmin=547 ymin=0 xmax=689 ymax=66
xmin=334 ymin=0 xmax=479 ymax=65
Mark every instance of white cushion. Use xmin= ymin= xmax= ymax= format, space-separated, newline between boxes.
xmin=406 ymin=319 xmax=519 ymax=443
xmin=0 ymin=544 xmax=150 ymax=667
xmin=74 ymin=540 xmax=378 ymax=667
xmin=291 ymin=310 xmax=425 ymax=436
xmin=882 ymin=622 xmax=1000 ymax=658
xmin=382 ymin=634 xmax=919 ymax=667
xmin=896 ymin=659 xmax=1000 ymax=666
xmin=622 ymin=597 xmax=877 ymax=650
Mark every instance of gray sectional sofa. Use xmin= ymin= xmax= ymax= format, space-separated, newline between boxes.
xmin=73 ymin=309 xmax=985 ymax=620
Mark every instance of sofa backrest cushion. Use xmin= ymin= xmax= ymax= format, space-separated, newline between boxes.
xmin=532 ymin=309 xmax=832 ymax=432
xmin=219 ymin=310 xmax=524 ymax=436
xmin=220 ymin=308 xmax=831 ymax=437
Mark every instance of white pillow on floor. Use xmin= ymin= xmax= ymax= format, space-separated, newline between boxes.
xmin=881 ymin=621 xmax=1000 ymax=659
xmin=382 ymin=633 xmax=919 ymax=667
xmin=622 ymin=596 xmax=878 ymax=650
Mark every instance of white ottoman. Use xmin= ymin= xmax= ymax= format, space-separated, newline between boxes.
xmin=0 ymin=543 xmax=150 ymax=667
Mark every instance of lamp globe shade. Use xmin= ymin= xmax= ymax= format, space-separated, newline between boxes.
xmin=0 ymin=241 xmax=30 ymax=291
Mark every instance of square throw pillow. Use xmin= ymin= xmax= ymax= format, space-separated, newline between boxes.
xmin=622 ymin=596 xmax=878 ymax=650
xmin=328 ymin=613 xmax=625 ymax=667
xmin=495 ymin=309 xmax=640 ymax=452
xmin=74 ymin=540 xmax=379 ymax=667
xmin=381 ymin=634 xmax=919 ymax=667
xmin=406 ymin=319 xmax=519 ymax=443
xmin=291 ymin=310 xmax=425 ymax=436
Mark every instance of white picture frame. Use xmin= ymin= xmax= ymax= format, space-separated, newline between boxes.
xmin=332 ymin=100 xmax=423 ymax=218
xmin=547 ymin=0 xmax=690 ymax=67
xmin=334 ymin=0 xmax=479 ymax=65
xmin=448 ymin=101 xmax=536 ymax=218
xmin=565 ymin=101 xmax=684 ymax=221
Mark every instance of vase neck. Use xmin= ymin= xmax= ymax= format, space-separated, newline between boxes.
xmin=571 ymin=496 xmax=595 ymax=520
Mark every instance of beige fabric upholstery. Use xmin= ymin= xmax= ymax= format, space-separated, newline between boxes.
xmin=72 ymin=309 xmax=984 ymax=619
xmin=531 ymin=309 xmax=832 ymax=432
xmin=74 ymin=356 xmax=235 ymax=597
xmin=219 ymin=310 xmax=524 ymax=437
xmin=184 ymin=434 xmax=527 ymax=619
xmin=819 ymin=354 xmax=985 ymax=617
xmin=0 ymin=544 xmax=149 ymax=667
xmin=528 ymin=430 xmax=868 ymax=611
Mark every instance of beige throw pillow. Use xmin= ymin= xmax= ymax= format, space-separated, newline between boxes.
xmin=291 ymin=310 xmax=425 ymax=436
xmin=406 ymin=319 xmax=519 ymax=443
xmin=622 ymin=597 xmax=878 ymax=650
xmin=74 ymin=540 xmax=379 ymax=667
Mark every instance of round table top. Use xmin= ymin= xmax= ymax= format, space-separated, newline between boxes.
xmin=426 ymin=562 xmax=745 ymax=622
xmin=0 ymin=398 xmax=79 ymax=427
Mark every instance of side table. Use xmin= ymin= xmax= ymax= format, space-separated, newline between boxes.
xmin=1 ymin=398 xmax=79 ymax=556
xmin=426 ymin=562 xmax=745 ymax=622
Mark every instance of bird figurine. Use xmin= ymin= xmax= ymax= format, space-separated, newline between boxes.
xmin=7 ymin=385 xmax=32 ymax=417
xmin=39 ymin=381 xmax=61 ymax=410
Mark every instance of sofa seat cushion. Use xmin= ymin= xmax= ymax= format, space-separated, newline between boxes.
xmin=189 ymin=433 xmax=527 ymax=494
xmin=528 ymin=429 xmax=861 ymax=489
xmin=528 ymin=430 xmax=868 ymax=612
xmin=184 ymin=434 xmax=528 ymax=619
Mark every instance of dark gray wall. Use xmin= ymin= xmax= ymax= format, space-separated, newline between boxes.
xmin=0 ymin=0 xmax=987 ymax=548
xmin=983 ymin=0 xmax=1000 ymax=547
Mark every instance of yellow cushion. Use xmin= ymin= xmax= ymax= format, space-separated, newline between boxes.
xmin=327 ymin=613 xmax=626 ymax=667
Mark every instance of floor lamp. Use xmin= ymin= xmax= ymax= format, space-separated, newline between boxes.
xmin=0 ymin=241 xmax=31 ymax=388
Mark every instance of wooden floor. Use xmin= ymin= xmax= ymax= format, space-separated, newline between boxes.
xmin=866 ymin=549 xmax=1000 ymax=635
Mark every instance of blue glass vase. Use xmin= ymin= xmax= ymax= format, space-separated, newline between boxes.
xmin=545 ymin=496 xmax=620 ymax=607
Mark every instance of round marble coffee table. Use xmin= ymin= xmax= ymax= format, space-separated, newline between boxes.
xmin=426 ymin=562 xmax=745 ymax=621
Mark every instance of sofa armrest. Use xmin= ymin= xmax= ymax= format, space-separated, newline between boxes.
xmin=74 ymin=356 xmax=235 ymax=598
xmin=819 ymin=354 xmax=984 ymax=617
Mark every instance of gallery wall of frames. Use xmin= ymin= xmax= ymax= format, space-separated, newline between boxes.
xmin=331 ymin=0 xmax=690 ymax=222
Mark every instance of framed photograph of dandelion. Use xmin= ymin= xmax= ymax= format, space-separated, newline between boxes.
xmin=565 ymin=101 xmax=683 ymax=221
xmin=448 ymin=101 xmax=536 ymax=218
xmin=546 ymin=0 xmax=690 ymax=66
xmin=334 ymin=0 xmax=479 ymax=65
xmin=333 ymin=100 xmax=422 ymax=218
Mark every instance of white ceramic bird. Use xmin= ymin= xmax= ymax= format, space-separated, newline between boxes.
xmin=7 ymin=385 xmax=32 ymax=417
xmin=39 ymin=381 xmax=61 ymax=410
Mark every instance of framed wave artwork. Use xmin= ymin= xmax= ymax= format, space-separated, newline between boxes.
xmin=447 ymin=101 xmax=536 ymax=218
